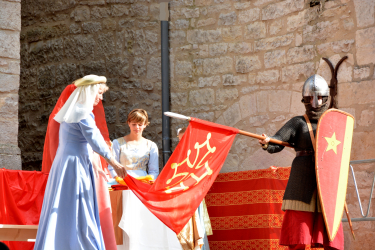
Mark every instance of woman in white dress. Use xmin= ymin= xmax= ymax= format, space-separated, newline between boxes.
xmin=109 ymin=109 xmax=182 ymax=250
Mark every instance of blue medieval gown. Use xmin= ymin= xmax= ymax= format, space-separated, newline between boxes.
xmin=35 ymin=113 xmax=111 ymax=250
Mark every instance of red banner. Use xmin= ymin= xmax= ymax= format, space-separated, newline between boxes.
xmin=125 ymin=117 xmax=239 ymax=234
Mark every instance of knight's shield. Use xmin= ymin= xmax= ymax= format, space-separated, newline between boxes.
xmin=315 ymin=109 xmax=354 ymax=241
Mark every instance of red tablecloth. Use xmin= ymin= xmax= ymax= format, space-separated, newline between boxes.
xmin=0 ymin=168 xmax=48 ymax=250
xmin=206 ymin=167 xmax=290 ymax=250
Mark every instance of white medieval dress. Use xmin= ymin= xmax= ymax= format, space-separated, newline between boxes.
xmin=108 ymin=137 xmax=183 ymax=250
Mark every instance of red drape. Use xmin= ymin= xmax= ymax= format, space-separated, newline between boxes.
xmin=0 ymin=169 xmax=49 ymax=250
xmin=125 ymin=118 xmax=239 ymax=234
xmin=40 ymin=83 xmax=116 ymax=249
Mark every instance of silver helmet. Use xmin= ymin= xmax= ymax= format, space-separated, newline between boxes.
xmin=302 ymin=74 xmax=329 ymax=108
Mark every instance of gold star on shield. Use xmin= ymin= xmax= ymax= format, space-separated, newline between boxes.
xmin=324 ymin=132 xmax=341 ymax=154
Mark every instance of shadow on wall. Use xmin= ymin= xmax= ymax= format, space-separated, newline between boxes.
xmin=241 ymin=148 xmax=295 ymax=170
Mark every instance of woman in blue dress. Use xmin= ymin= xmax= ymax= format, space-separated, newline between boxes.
xmin=35 ymin=75 xmax=126 ymax=250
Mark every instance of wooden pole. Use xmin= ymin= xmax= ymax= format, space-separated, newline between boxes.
xmin=238 ymin=130 xmax=292 ymax=148
xmin=344 ymin=202 xmax=356 ymax=240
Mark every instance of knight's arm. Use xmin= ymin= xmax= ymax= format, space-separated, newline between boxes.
xmin=264 ymin=117 xmax=298 ymax=153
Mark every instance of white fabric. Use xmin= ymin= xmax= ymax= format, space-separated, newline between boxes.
xmin=54 ymin=84 xmax=100 ymax=124
xmin=117 ymin=190 xmax=183 ymax=250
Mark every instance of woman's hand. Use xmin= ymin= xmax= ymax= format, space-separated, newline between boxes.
xmin=258 ymin=133 xmax=270 ymax=147
xmin=107 ymin=157 xmax=127 ymax=178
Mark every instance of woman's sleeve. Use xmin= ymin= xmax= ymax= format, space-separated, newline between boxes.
xmin=107 ymin=140 xmax=120 ymax=178
xmin=78 ymin=115 xmax=112 ymax=160
xmin=148 ymin=142 xmax=159 ymax=179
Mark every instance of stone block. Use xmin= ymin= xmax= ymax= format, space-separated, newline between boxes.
xmin=191 ymin=112 xmax=214 ymax=122
xmin=281 ymin=62 xmax=315 ymax=83
xmin=0 ymin=93 xmax=18 ymax=119
xmin=269 ymin=90 xmax=291 ymax=112
xmin=91 ymin=6 xmax=110 ymax=19
xmin=70 ymin=23 xmax=82 ymax=34
xmin=256 ymin=91 xmax=268 ymax=113
xmin=321 ymin=5 xmax=349 ymax=18
xmin=286 ymin=7 xmax=319 ymax=32
xmin=356 ymin=27 xmax=375 ymax=65
xmin=0 ymin=154 xmax=21 ymax=170
xmin=175 ymin=60 xmax=193 ymax=78
xmin=133 ymin=30 xmax=158 ymax=55
xmin=0 ymin=30 xmax=20 ymax=59
xmin=171 ymin=92 xmax=188 ymax=106
xmin=174 ymin=19 xmax=190 ymax=29
xmin=209 ymin=43 xmax=228 ymax=56
xmin=28 ymin=41 xmax=48 ymax=65
xmin=338 ymin=80 xmax=375 ymax=107
xmin=71 ymin=6 xmax=90 ymax=22
xmin=187 ymin=29 xmax=222 ymax=44
xmin=0 ymin=58 xmax=20 ymax=75
xmin=239 ymin=93 xmax=257 ymax=118
xmin=111 ymin=4 xmax=129 ymax=16
xmin=223 ymin=102 xmax=241 ymax=126
xmin=82 ymin=21 xmax=102 ymax=33
xmin=78 ymin=60 xmax=106 ymax=77
xmin=270 ymin=19 xmax=283 ymax=35
xmin=129 ymin=4 xmax=148 ymax=16
xmin=253 ymin=0 xmax=274 ymax=6
xmin=235 ymin=56 xmax=261 ymax=73
xmin=303 ymin=20 xmax=340 ymax=42
xmin=198 ymin=75 xmax=220 ymax=87
xmin=256 ymin=70 xmax=279 ymax=84
xmin=255 ymin=33 xmax=294 ymax=51
xmin=317 ymin=40 xmax=355 ymax=54
xmin=223 ymin=74 xmax=247 ymax=86
xmin=351 ymin=131 xmax=375 ymax=162
xmin=47 ymin=38 xmax=64 ymax=62
xmin=181 ymin=8 xmax=199 ymax=18
xmin=343 ymin=18 xmax=354 ymax=30
xmin=207 ymin=4 xmax=231 ymax=14
xmin=264 ymin=49 xmax=286 ymax=68
xmin=142 ymin=81 xmax=154 ymax=91
xmin=189 ymin=89 xmax=214 ymax=105
xmin=290 ymin=91 xmax=305 ymax=115
xmin=221 ymin=26 xmax=242 ymax=41
xmin=170 ymin=30 xmax=186 ymax=45
xmin=196 ymin=18 xmax=216 ymax=27
xmin=228 ymin=42 xmax=252 ymax=54
xmin=0 ymin=1 xmax=20 ymax=31
xmin=64 ymin=35 xmax=95 ymax=61
xmin=0 ymin=120 xmax=18 ymax=145
xmin=238 ymin=8 xmax=260 ymax=24
xmin=132 ymin=57 xmax=146 ymax=77
xmin=286 ymin=45 xmax=316 ymax=64
xmin=107 ymin=57 xmax=129 ymax=78
xmin=56 ymin=63 xmax=76 ymax=86
xmin=147 ymin=57 xmax=161 ymax=80
xmin=358 ymin=110 xmax=374 ymax=127
xmin=121 ymin=79 xmax=141 ymax=89
xmin=216 ymin=88 xmax=238 ymax=103
xmin=249 ymin=114 xmax=269 ymax=127
xmin=218 ymin=11 xmax=237 ymax=26
xmin=174 ymin=80 xmax=198 ymax=90
xmin=262 ymin=0 xmax=304 ymax=20
xmin=195 ymin=0 xmax=213 ymax=6
xmin=234 ymin=2 xmax=252 ymax=10
xmin=354 ymin=0 xmax=375 ymax=28
xmin=203 ymin=56 xmax=233 ymax=75
xmin=38 ymin=65 xmax=55 ymax=89
xmin=245 ymin=21 xmax=266 ymax=40
xmin=104 ymin=106 xmax=117 ymax=124
xmin=354 ymin=67 xmax=370 ymax=80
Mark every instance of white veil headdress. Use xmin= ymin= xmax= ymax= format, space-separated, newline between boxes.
xmin=54 ymin=75 xmax=107 ymax=124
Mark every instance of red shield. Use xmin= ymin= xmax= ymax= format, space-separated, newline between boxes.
xmin=315 ymin=109 xmax=354 ymax=241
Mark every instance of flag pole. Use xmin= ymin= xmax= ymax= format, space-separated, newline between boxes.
xmin=164 ymin=112 xmax=293 ymax=148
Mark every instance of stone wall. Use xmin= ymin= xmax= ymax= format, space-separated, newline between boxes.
xmin=0 ymin=0 xmax=21 ymax=170
xmin=19 ymin=0 xmax=162 ymax=170
xmin=167 ymin=0 xmax=375 ymax=248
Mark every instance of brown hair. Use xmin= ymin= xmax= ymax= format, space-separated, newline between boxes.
xmin=177 ymin=127 xmax=187 ymax=136
xmin=127 ymin=109 xmax=150 ymax=125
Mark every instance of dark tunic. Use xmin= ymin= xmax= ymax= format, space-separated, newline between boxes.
xmin=265 ymin=116 xmax=317 ymax=204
